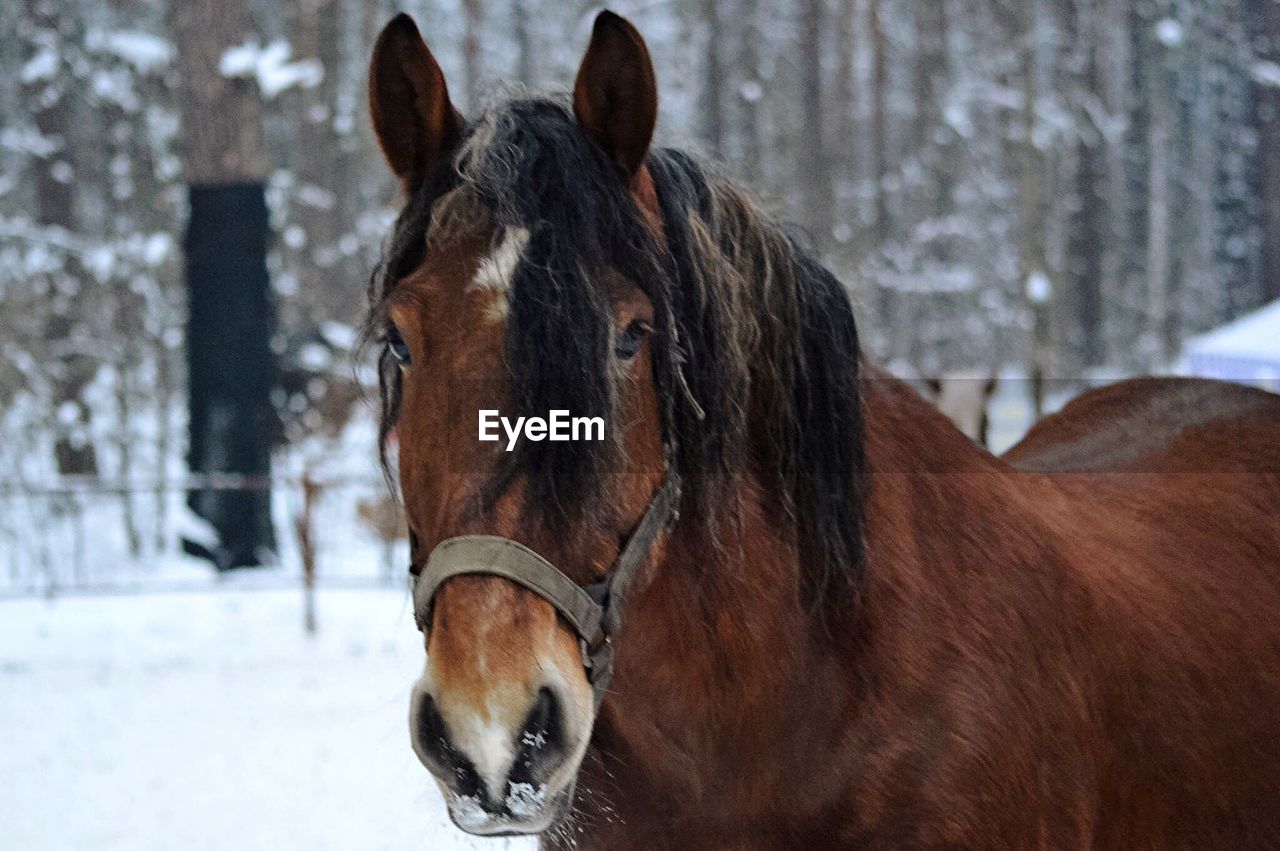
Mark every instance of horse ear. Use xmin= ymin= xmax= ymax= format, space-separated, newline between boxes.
xmin=572 ymin=11 xmax=658 ymax=180
xmin=369 ymin=14 xmax=462 ymax=194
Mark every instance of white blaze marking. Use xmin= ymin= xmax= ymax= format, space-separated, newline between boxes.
xmin=469 ymin=227 xmax=529 ymax=322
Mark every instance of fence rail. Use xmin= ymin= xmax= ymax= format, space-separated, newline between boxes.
xmin=0 ymin=472 xmax=384 ymax=496
xmin=0 ymin=473 xmax=407 ymax=627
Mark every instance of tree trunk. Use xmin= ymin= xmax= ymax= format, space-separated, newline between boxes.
xmin=1071 ymin=135 xmax=1107 ymax=366
xmin=1251 ymin=0 xmax=1280 ymax=302
xmin=1147 ymin=4 xmax=1175 ymax=361
xmin=174 ymin=0 xmax=276 ymax=569
xmin=462 ymin=0 xmax=483 ymax=111
xmin=799 ymin=0 xmax=831 ymax=247
xmin=830 ymin=0 xmax=857 ymax=242
xmin=24 ymin=0 xmax=98 ymax=477
xmin=1018 ymin=0 xmax=1050 ymax=414
xmin=870 ymin=0 xmax=892 ymax=325
xmin=913 ymin=0 xmax=949 ymax=211
xmin=732 ymin=0 xmax=764 ymax=183
xmin=1065 ymin=0 xmax=1106 ymax=367
xmin=290 ymin=0 xmax=344 ymax=320
xmin=701 ymin=0 xmax=726 ymax=156
xmin=1215 ymin=0 xmax=1260 ymax=317
xmin=513 ymin=0 xmax=534 ymax=86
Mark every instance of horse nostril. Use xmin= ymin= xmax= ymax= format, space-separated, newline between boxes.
xmin=414 ymin=693 xmax=447 ymax=758
xmin=414 ymin=694 xmax=483 ymax=800
xmin=510 ymin=687 xmax=567 ymax=785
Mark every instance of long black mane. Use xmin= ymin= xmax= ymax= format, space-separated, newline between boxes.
xmin=365 ymin=97 xmax=866 ymax=606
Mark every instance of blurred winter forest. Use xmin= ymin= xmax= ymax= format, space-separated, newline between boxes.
xmin=2 ymin=0 xmax=1279 ymax=588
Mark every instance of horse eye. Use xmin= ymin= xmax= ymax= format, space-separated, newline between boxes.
xmin=614 ymin=320 xmax=650 ymax=360
xmin=387 ymin=329 xmax=412 ymax=366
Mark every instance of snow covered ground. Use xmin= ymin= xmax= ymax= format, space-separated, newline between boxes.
xmin=0 ymin=585 xmax=535 ymax=851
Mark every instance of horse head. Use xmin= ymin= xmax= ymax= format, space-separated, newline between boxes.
xmin=367 ymin=11 xmax=672 ymax=835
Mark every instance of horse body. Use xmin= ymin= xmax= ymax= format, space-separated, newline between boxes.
xmin=564 ymin=375 xmax=1280 ymax=849
xmin=362 ymin=13 xmax=1280 ymax=847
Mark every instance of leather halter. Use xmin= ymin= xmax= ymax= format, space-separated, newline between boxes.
xmin=410 ymin=471 xmax=682 ymax=708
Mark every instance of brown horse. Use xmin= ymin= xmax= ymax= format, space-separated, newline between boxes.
xmin=364 ymin=11 xmax=1280 ymax=848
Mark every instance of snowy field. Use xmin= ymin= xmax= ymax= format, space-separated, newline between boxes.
xmin=0 ymin=585 xmax=535 ymax=851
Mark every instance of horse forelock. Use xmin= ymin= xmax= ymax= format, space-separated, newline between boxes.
xmin=363 ymin=95 xmax=866 ymax=608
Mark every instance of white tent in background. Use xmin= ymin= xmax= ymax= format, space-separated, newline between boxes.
xmin=1182 ymin=299 xmax=1280 ymax=392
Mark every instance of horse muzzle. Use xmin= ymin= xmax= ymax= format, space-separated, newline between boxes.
xmin=406 ymin=472 xmax=682 ymax=836
xmin=411 ymin=670 xmax=588 ymax=834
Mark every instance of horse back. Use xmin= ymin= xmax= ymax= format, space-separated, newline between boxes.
xmin=1003 ymin=376 xmax=1280 ymax=475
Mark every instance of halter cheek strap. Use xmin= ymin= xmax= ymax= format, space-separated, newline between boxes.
xmin=410 ymin=471 xmax=682 ymax=709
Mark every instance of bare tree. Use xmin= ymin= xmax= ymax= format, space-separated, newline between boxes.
xmin=830 ymin=0 xmax=858 ymax=235
xmin=1250 ymin=0 xmax=1280 ymax=301
xmin=1017 ymin=0 xmax=1051 ymax=412
xmin=798 ymin=0 xmax=832 ymax=245
xmin=913 ymin=0 xmax=949 ymax=213
xmin=23 ymin=0 xmax=98 ymax=476
xmin=1146 ymin=1 xmax=1176 ymax=360
xmin=701 ymin=0 xmax=726 ymax=156
xmin=288 ymin=0 xmax=344 ymax=321
xmin=462 ymin=0 xmax=483 ymax=111
xmin=1064 ymin=0 xmax=1107 ymax=367
xmin=733 ymin=0 xmax=764 ymax=183
xmin=869 ymin=0 xmax=892 ymax=327
xmin=513 ymin=0 xmax=535 ymax=85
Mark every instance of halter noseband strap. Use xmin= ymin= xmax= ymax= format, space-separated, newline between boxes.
xmin=410 ymin=471 xmax=682 ymax=708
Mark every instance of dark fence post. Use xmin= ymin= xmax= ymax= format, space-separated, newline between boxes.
xmin=182 ymin=185 xmax=277 ymax=568
xmin=174 ymin=0 xmax=277 ymax=570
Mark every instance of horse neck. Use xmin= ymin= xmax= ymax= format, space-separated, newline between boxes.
xmin=861 ymin=366 xmax=1001 ymax=479
xmin=856 ymin=368 xmax=1036 ymax=608
xmin=577 ymin=371 xmax=1016 ymax=839
xmin=578 ymin=480 xmax=847 ymax=839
